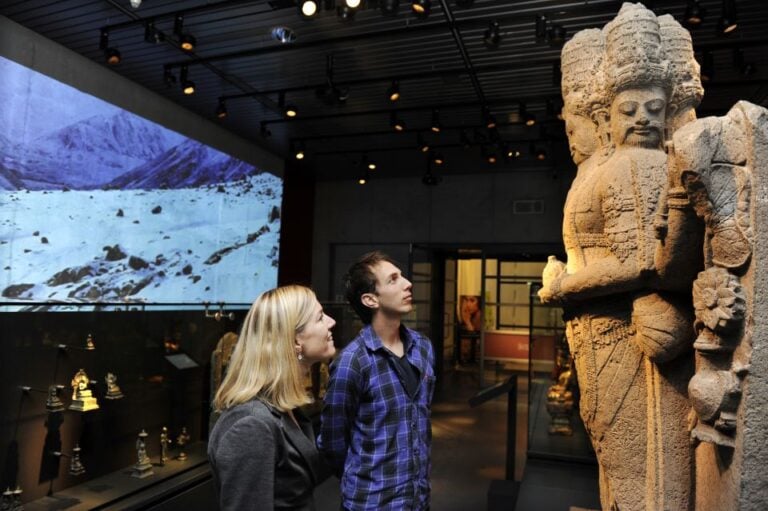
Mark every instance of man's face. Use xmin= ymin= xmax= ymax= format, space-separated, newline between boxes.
xmin=368 ymin=261 xmax=413 ymax=318
xmin=610 ymin=86 xmax=666 ymax=149
xmin=564 ymin=110 xmax=598 ymax=165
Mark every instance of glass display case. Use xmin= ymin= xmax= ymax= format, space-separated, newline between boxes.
xmin=0 ymin=303 xmax=246 ymax=509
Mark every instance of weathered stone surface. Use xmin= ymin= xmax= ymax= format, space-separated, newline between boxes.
xmin=539 ymin=2 xmax=767 ymax=509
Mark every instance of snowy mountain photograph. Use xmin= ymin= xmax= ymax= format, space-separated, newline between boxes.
xmin=0 ymin=56 xmax=281 ymax=309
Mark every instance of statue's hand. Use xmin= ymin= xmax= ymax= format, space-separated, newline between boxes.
xmin=539 ymin=256 xmax=567 ymax=303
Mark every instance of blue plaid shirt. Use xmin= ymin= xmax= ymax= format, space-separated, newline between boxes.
xmin=319 ymin=324 xmax=435 ymax=511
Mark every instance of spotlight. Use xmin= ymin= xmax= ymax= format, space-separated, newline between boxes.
xmin=735 ymin=49 xmax=756 ymax=76
xmin=520 ymin=103 xmax=536 ymax=126
xmin=535 ymin=14 xmax=548 ymax=43
xmin=548 ymin=24 xmax=566 ymax=47
xmin=391 ymin=111 xmax=406 ymax=131
xmin=294 ymin=141 xmax=306 ymax=160
xmin=280 ymin=92 xmax=298 ymax=118
xmin=299 ymin=0 xmax=319 ymax=18
xmin=411 ymin=0 xmax=431 ymax=18
xmin=483 ymin=21 xmax=501 ymax=49
xmin=345 ymin=0 xmax=361 ymax=7
xmin=417 ymin=133 xmax=430 ymax=153
xmin=179 ymin=34 xmax=197 ymax=51
xmin=700 ymin=51 xmax=714 ymax=82
xmin=272 ymin=27 xmax=297 ymax=44
xmin=381 ymin=0 xmax=400 ymax=16
xmin=483 ymin=146 xmax=497 ymax=164
xmin=432 ymin=152 xmax=444 ymax=165
xmin=215 ymin=99 xmax=228 ymax=119
xmin=430 ymin=110 xmax=441 ymax=133
xmin=337 ymin=5 xmax=357 ymax=21
xmin=482 ymin=106 xmax=496 ymax=129
xmin=718 ymin=0 xmax=738 ymax=34
xmin=531 ymin=143 xmax=547 ymax=160
xmin=364 ymin=155 xmax=377 ymax=170
xmin=358 ymin=176 xmax=367 ymax=185
xmin=460 ymin=129 xmax=472 ymax=149
xmin=144 ymin=20 xmax=164 ymax=44
xmin=174 ymin=14 xmax=197 ymax=52
xmin=130 ymin=0 xmax=142 ymax=8
xmin=684 ymin=0 xmax=705 ymax=26
xmin=180 ymin=65 xmax=195 ymax=95
xmin=105 ymin=47 xmax=121 ymax=66
xmin=260 ymin=122 xmax=272 ymax=139
xmin=163 ymin=66 xmax=176 ymax=87
xmin=387 ymin=80 xmax=401 ymax=102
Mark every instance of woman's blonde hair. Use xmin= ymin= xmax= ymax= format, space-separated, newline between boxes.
xmin=213 ymin=285 xmax=317 ymax=412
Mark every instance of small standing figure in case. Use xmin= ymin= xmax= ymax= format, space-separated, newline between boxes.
xmin=131 ymin=429 xmax=154 ymax=479
xmin=160 ymin=426 xmax=171 ymax=465
xmin=46 ymin=384 xmax=65 ymax=413
xmin=176 ymin=427 xmax=191 ymax=461
xmin=69 ymin=369 xmax=99 ymax=412
xmin=85 ymin=333 xmax=95 ymax=350
xmin=104 ymin=373 xmax=124 ymax=400
xmin=69 ymin=444 xmax=86 ymax=476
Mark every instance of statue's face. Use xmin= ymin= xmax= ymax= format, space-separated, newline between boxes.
xmin=564 ymin=110 xmax=598 ymax=164
xmin=610 ymin=86 xmax=666 ymax=149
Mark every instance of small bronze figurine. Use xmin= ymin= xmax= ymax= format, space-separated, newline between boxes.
xmin=176 ymin=427 xmax=191 ymax=461
xmin=69 ymin=369 xmax=99 ymax=412
xmin=46 ymin=384 xmax=65 ymax=413
xmin=104 ymin=373 xmax=124 ymax=400
xmin=69 ymin=444 xmax=86 ymax=476
xmin=131 ymin=429 xmax=154 ymax=479
xmin=160 ymin=426 xmax=171 ymax=465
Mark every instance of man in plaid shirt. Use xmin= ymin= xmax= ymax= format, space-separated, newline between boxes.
xmin=319 ymin=251 xmax=435 ymax=511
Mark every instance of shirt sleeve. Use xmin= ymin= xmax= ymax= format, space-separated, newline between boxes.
xmin=318 ymin=350 xmax=361 ymax=477
xmin=215 ymin=415 xmax=277 ymax=511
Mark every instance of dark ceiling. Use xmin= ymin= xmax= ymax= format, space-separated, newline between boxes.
xmin=2 ymin=0 xmax=768 ymax=181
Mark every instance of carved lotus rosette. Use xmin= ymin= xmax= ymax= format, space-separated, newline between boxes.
xmin=692 ymin=267 xmax=745 ymax=334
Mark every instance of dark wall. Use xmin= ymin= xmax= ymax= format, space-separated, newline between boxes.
xmin=278 ymin=160 xmax=316 ymax=287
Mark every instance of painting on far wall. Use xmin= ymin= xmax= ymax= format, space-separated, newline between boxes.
xmin=0 ymin=56 xmax=282 ymax=310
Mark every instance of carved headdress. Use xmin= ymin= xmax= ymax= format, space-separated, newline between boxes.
xmin=561 ymin=28 xmax=606 ymax=118
xmin=658 ymin=14 xmax=703 ymax=114
xmin=603 ymin=2 xmax=673 ymax=99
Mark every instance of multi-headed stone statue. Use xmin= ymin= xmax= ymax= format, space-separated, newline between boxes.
xmin=540 ymin=3 xmax=767 ymax=510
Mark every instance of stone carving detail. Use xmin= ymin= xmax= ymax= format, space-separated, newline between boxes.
xmin=539 ymin=2 xmax=766 ymax=509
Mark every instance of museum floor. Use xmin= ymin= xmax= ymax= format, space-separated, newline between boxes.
xmin=314 ymin=365 xmax=601 ymax=511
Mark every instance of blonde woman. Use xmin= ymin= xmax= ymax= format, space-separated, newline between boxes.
xmin=208 ymin=285 xmax=336 ymax=510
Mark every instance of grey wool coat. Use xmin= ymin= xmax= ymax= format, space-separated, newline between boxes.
xmin=208 ymin=399 xmax=328 ymax=510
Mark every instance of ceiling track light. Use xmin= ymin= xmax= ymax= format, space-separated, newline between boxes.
xmin=299 ymin=0 xmax=319 ymax=18
xmin=411 ymin=0 xmax=431 ymax=19
xmin=417 ymin=133 xmax=430 ymax=153
xmin=387 ymin=80 xmax=400 ymax=102
xmin=293 ymin=140 xmax=306 ymax=160
xmin=482 ymin=106 xmax=496 ymax=129
xmin=734 ymin=49 xmax=756 ymax=76
xmin=144 ymin=20 xmax=165 ymax=44
xmin=180 ymin=65 xmax=195 ymax=95
xmin=381 ymin=0 xmax=400 ymax=16
xmin=130 ymin=0 xmax=142 ymax=8
xmin=520 ymin=103 xmax=536 ymax=126
xmin=482 ymin=145 xmax=497 ymax=164
xmin=99 ymin=29 xmax=121 ymax=65
xmin=430 ymin=110 xmax=441 ymax=133
xmin=718 ymin=0 xmax=738 ymax=35
xmin=684 ymin=0 xmax=706 ymax=27
xmin=272 ymin=26 xmax=297 ymax=44
xmin=279 ymin=92 xmax=298 ymax=118
xmin=215 ymin=98 xmax=228 ymax=119
xmin=432 ymin=151 xmax=444 ymax=166
xmin=531 ymin=143 xmax=547 ymax=161
xmin=535 ymin=14 xmax=548 ymax=43
xmin=483 ymin=20 xmax=501 ymax=49
xmin=358 ymin=156 xmax=369 ymax=185
xmin=700 ymin=51 xmax=714 ymax=82
xmin=174 ymin=14 xmax=196 ymax=52
xmin=390 ymin=111 xmax=406 ymax=131
xmin=363 ymin=154 xmax=377 ymax=171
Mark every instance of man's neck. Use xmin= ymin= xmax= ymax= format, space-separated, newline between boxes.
xmin=371 ymin=313 xmax=403 ymax=352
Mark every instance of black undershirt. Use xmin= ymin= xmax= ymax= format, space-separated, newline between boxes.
xmin=391 ymin=353 xmax=419 ymax=398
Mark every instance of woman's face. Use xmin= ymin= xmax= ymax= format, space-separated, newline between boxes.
xmin=295 ymin=299 xmax=336 ymax=364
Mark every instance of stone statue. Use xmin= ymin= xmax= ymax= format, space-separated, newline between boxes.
xmin=540 ymin=3 xmax=767 ymax=510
